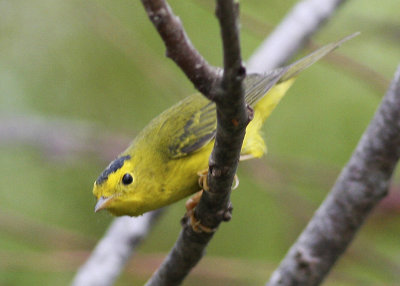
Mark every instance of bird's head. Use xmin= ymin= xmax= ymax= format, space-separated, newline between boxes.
xmin=92 ymin=155 xmax=144 ymax=216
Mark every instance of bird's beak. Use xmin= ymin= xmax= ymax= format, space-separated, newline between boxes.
xmin=94 ymin=196 xmax=113 ymax=212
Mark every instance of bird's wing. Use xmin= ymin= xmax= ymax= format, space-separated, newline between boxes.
xmin=167 ymin=33 xmax=359 ymax=159
xmin=166 ymin=96 xmax=217 ymax=159
xmin=166 ymin=72 xmax=284 ymax=159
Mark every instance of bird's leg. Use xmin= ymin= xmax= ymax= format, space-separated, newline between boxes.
xmin=185 ymin=169 xmax=239 ymax=233
xmin=198 ymin=168 xmax=239 ymax=190
xmin=185 ymin=169 xmax=213 ymax=233
xmin=185 ymin=190 xmax=211 ymax=233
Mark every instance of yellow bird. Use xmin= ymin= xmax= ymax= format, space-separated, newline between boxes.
xmin=93 ymin=36 xmax=354 ymax=217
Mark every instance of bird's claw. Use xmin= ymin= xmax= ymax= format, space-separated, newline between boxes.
xmin=197 ymin=168 xmax=239 ymax=191
xmin=185 ymin=191 xmax=215 ymax=233
xmin=185 ymin=168 xmax=239 ymax=233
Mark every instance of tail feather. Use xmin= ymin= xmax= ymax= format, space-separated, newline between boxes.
xmin=244 ymin=68 xmax=287 ymax=107
xmin=279 ymin=32 xmax=360 ymax=83
xmin=244 ymin=32 xmax=359 ymax=107
xmin=241 ymin=33 xmax=359 ymax=159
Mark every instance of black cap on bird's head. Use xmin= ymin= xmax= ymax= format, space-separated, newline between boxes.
xmin=95 ymin=155 xmax=131 ymax=186
xmin=93 ymin=155 xmax=132 ymax=213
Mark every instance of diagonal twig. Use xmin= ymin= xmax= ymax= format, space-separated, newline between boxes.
xmin=141 ymin=0 xmax=221 ymax=97
xmin=267 ymin=64 xmax=400 ymax=285
xmin=72 ymin=211 xmax=163 ymax=286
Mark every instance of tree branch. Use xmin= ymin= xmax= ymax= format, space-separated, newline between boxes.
xmin=141 ymin=0 xmax=221 ymax=97
xmin=247 ymin=0 xmax=347 ymax=74
xmin=195 ymin=0 xmax=247 ymax=228
xmin=266 ymin=64 xmax=400 ymax=285
xmin=72 ymin=211 xmax=163 ymax=286
xmin=0 ymin=114 xmax=128 ymax=162
xmin=143 ymin=1 xmax=249 ymax=285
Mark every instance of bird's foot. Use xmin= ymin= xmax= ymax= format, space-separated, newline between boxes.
xmin=185 ymin=169 xmax=239 ymax=233
xmin=185 ymin=190 xmax=215 ymax=233
xmin=197 ymin=168 xmax=240 ymax=191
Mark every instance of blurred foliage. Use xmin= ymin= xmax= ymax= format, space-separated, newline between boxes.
xmin=1 ymin=0 xmax=400 ymax=285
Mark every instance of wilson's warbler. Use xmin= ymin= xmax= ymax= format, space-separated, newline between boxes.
xmin=93 ymin=36 xmax=353 ymax=217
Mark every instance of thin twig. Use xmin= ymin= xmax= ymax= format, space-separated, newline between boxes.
xmin=72 ymin=211 xmax=163 ymax=286
xmin=141 ymin=0 xmax=221 ymax=97
xmin=246 ymin=0 xmax=347 ymax=74
xmin=267 ymin=64 xmax=400 ymax=285
xmin=0 ymin=114 xmax=128 ymax=162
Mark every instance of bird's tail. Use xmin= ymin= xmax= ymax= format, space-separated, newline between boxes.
xmin=250 ymin=32 xmax=359 ymax=123
xmin=279 ymin=33 xmax=359 ymax=83
xmin=241 ymin=33 xmax=359 ymax=159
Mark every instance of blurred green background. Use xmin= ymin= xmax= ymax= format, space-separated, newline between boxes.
xmin=1 ymin=0 xmax=400 ymax=285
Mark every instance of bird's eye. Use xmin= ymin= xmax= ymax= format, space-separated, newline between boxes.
xmin=122 ymin=173 xmax=133 ymax=185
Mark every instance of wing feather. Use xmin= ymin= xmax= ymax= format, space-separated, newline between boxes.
xmin=167 ymin=34 xmax=358 ymax=158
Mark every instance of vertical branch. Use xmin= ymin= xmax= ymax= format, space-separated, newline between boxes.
xmin=267 ymin=65 xmax=400 ymax=285
xmin=143 ymin=1 xmax=248 ymax=285
xmin=195 ymin=0 xmax=248 ymax=228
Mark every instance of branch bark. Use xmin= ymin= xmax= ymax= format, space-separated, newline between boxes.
xmin=141 ymin=0 xmax=221 ymax=97
xmin=142 ymin=1 xmax=249 ymax=285
xmin=266 ymin=64 xmax=400 ymax=286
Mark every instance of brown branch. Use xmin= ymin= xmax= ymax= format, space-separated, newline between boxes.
xmin=141 ymin=0 xmax=221 ymax=97
xmin=143 ymin=1 xmax=249 ymax=285
xmin=196 ymin=0 xmax=247 ymax=227
xmin=266 ymin=64 xmax=400 ymax=285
